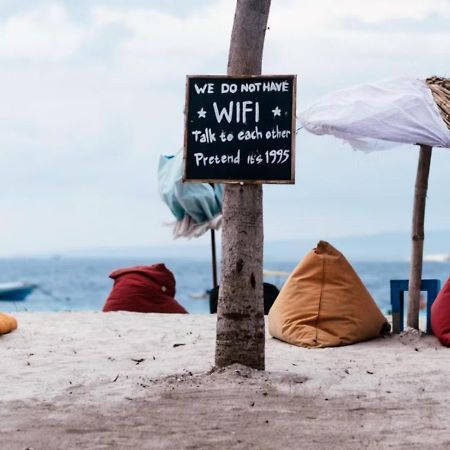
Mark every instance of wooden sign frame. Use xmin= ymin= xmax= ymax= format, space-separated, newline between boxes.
xmin=183 ymin=74 xmax=297 ymax=184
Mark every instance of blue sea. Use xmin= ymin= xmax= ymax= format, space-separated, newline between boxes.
xmin=0 ymin=258 xmax=449 ymax=314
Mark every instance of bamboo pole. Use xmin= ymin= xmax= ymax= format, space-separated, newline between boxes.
xmin=209 ymin=182 xmax=218 ymax=289
xmin=210 ymin=229 xmax=218 ymax=288
xmin=407 ymin=144 xmax=433 ymax=329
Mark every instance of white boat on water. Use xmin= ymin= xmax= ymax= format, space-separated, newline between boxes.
xmin=424 ymin=254 xmax=450 ymax=262
xmin=0 ymin=282 xmax=37 ymax=301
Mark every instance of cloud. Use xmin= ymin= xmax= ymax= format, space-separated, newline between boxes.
xmin=64 ymin=0 xmax=215 ymax=21
xmin=0 ymin=0 xmax=450 ymax=256
xmin=337 ymin=14 xmax=450 ymax=34
xmin=0 ymin=4 xmax=85 ymax=61
xmin=262 ymin=0 xmax=450 ymax=96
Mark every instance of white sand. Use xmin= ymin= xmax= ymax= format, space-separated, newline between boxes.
xmin=1 ymin=312 xmax=450 ymax=449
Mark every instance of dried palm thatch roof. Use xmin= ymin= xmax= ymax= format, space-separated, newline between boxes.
xmin=426 ymin=76 xmax=450 ymax=130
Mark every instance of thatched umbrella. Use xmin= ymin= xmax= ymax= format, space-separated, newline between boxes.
xmin=408 ymin=77 xmax=450 ymax=328
xmin=427 ymin=77 xmax=450 ymax=129
xmin=299 ymin=76 xmax=450 ymax=330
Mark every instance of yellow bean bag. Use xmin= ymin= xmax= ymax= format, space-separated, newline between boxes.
xmin=268 ymin=241 xmax=389 ymax=348
xmin=0 ymin=312 xmax=18 ymax=335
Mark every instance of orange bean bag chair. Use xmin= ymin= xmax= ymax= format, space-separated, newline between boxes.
xmin=103 ymin=263 xmax=188 ymax=314
xmin=431 ymin=277 xmax=450 ymax=346
xmin=0 ymin=312 xmax=18 ymax=335
xmin=268 ymin=241 xmax=389 ymax=348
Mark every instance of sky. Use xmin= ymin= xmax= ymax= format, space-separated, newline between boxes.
xmin=0 ymin=0 xmax=449 ymax=257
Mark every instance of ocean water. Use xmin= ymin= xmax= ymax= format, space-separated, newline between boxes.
xmin=0 ymin=258 xmax=449 ymax=314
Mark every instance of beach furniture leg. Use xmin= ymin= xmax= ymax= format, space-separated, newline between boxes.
xmin=391 ymin=280 xmax=407 ymax=333
xmin=422 ymin=279 xmax=441 ymax=334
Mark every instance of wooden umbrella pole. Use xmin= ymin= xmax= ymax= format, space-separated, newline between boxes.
xmin=407 ymin=144 xmax=433 ymax=330
xmin=210 ymin=229 xmax=218 ymax=288
xmin=208 ymin=182 xmax=219 ymax=289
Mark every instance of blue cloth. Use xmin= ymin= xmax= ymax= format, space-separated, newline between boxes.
xmin=158 ymin=152 xmax=223 ymax=224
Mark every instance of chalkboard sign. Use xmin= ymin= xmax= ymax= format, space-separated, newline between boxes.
xmin=183 ymin=75 xmax=296 ymax=184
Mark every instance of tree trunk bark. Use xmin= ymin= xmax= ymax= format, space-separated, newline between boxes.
xmin=215 ymin=0 xmax=271 ymax=370
xmin=407 ymin=145 xmax=433 ymax=329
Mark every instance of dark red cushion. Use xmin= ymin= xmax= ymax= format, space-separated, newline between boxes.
xmin=431 ymin=277 xmax=450 ymax=346
xmin=103 ymin=263 xmax=188 ymax=314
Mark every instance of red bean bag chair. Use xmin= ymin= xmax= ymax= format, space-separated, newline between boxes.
xmin=431 ymin=277 xmax=450 ymax=346
xmin=103 ymin=263 xmax=188 ymax=314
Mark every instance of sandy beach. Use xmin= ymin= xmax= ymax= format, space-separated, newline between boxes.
xmin=1 ymin=312 xmax=450 ymax=449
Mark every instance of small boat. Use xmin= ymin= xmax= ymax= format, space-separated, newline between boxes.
xmin=424 ymin=254 xmax=450 ymax=262
xmin=0 ymin=282 xmax=37 ymax=301
xmin=189 ymin=291 xmax=209 ymax=300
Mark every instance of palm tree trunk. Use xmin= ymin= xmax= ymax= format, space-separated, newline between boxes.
xmin=407 ymin=144 xmax=433 ymax=329
xmin=215 ymin=0 xmax=271 ymax=370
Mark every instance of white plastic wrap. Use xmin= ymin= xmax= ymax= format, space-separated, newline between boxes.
xmin=299 ymin=77 xmax=450 ymax=151
xmin=172 ymin=214 xmax=222 ymax=239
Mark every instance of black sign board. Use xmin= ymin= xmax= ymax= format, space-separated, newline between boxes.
xmin=183 ymin=75 xmax=296 ymax=184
